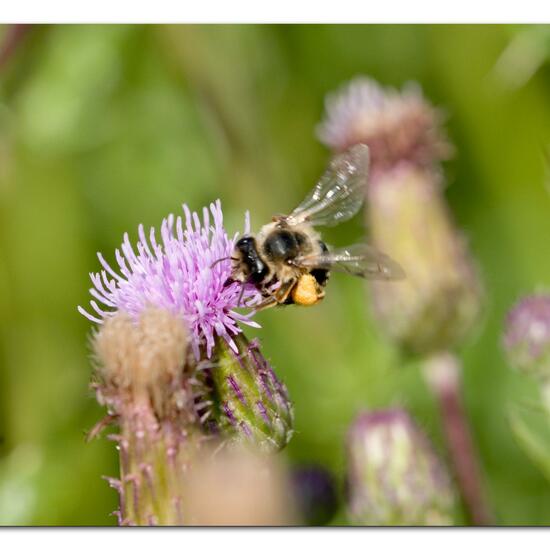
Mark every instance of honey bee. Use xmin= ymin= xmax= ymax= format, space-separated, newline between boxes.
xmin=227 ymin=144 xmax=404 ymax=311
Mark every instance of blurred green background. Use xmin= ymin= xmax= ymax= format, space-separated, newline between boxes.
xmin=1 ymin=24 xmax=550 ymax=525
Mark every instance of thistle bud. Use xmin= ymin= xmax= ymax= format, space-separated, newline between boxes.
xmin=504 ymin=294 xmax=550 ymax=382
xmin=92 ymin=309 xmax=202 ymax=525
xmin=318 ymin=77 xmax=482 ymax=356
xmin=207 ymin=333 xmax=294 ymax=453
xmin=183 ymin=443 xmax=297 ymax=525
xmin=367 ymin=167 xmax=482 ymax=355
xmin=93 ymin=308 xmax=194 ymax=422
xmin=291 ymin=465 xmax=339 ymax=526
xmin=346 ymin=409 xmax=455 ymax=526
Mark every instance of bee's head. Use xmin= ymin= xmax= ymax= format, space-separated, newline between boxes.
xmin=235 ymin=236 xmax=256 ymax=254
xmin=234 ymin=236 xmax=269 ymax=284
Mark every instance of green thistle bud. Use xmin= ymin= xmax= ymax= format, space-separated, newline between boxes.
xmin=207 ymin=333 xmax=294 ymax=453
xmin=346 ymin=409 xmax=455 ymax=526
xmin=367 ymin=167 xmax=482 ymax=355
xmin=318 ymin=77 xmax=482 ymax=356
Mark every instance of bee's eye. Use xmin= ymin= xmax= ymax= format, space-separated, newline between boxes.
xmin=236 ymin=237 xmax=254 ymax=253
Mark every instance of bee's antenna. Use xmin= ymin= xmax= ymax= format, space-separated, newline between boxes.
xmin=210 ymin=256 xmax=236 ymax=269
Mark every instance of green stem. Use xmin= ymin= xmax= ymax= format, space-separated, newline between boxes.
xmin=117 ymin=401 xmax=196 ymax=525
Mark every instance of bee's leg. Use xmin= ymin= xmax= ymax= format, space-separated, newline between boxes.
xmin=253 ymin=279 xmax=296 ymax=311
xmin=274 ymin=278 xmax=297 ymax=304
xmin=236 ymin=283 xmax=246 ymax=307
xmin=253 ymin=295 xmax=279 ymax=312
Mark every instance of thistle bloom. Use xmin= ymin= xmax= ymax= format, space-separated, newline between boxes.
xmin=81 ymin=200 xmax=294 ymax=525
xmin=504 ymin=293 xmax=550 ymax=382
xmin=79 ymin=200 xmax=260 ymax=359
xmin=318 ymin=76 xmax=481 ymax=356
xmin=346 ymin=409 xmax=455 ymax=526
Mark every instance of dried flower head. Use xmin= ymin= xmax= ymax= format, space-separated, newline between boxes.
xmin=504 ymin=293 xmax=550 ymax=382
xmin=317 ymin=76 xmax=451 ymax=180
xmin=92 ymin=308 xmax=195 ymax=421
xmin=346 ymin=409 xmax=455 ymax=526
xmin=79 ymin=200 xmax=261 ymax=359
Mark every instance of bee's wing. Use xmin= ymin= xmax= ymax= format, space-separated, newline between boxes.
xmin=284 ymin=144 xmax=369 ymax=227
xmin=295 ymin=243 xmax=405 ymax=280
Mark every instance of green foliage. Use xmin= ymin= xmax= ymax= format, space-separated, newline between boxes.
xmin=1 ymin=24 xmax=550 ymax=525
xmin=509 ymin=393 xmax=550 ymax=484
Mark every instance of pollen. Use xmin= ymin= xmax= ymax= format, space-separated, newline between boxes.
xmin=292 ymin=274 xmax=322 ymax=306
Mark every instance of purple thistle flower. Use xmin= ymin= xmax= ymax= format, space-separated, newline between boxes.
xmin=79 ymin=200 xmax=261 ymax=359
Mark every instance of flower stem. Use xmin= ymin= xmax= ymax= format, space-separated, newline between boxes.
xmin=113 ymin=399 xmax=197 ymax=525
xmin=423 ymin=352 xmax=493 ymax=525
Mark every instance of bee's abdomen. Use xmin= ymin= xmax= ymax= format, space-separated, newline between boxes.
xmin=311 ymin=240 xmax=330 ymax=286
xmin=311 ymin=268 xmax=330 ymax=286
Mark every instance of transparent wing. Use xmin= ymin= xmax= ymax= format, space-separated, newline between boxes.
xmin=284 ymin=144 xmax=370 ymax=227
xmin=294 ymin=243 xmax=405 ymax=280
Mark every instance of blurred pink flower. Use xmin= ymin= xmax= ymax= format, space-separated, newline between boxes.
xmin=317 ymin=76 xmax=451 ymax=181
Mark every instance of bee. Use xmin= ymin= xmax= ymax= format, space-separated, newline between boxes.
xmin=227 ymin=144 xmax=404 ymax=311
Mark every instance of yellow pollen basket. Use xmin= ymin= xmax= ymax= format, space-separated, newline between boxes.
xmin=291 ymin=273 xmax=322 ymax=306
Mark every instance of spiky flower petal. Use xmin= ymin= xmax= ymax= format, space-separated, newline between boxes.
xmin=79 ymin=200 xmax=261 ymax=359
